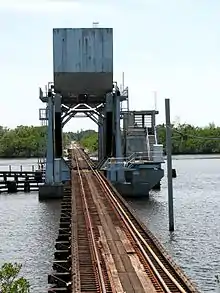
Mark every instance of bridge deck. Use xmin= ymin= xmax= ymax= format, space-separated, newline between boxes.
xmin=48 ymin=147 xmax=199 ymax=293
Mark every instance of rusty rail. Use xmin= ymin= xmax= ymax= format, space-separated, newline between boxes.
xmin=48 ymin=146 xmax=199 ymax=292
xmin=73 ymin=149 xmax=108 ymax=293
xmin=71 ymin=146 xmax=199 ymax=293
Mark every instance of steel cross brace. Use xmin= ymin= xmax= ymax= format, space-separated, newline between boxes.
xmin=61 ymin=103 xmax=104 ymax=120
xmin=62 ymin=111 xmax=103 ymax=127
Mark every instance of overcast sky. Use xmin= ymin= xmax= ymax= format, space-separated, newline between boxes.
xmin=0 ymin=0 xmax=219 ymax=131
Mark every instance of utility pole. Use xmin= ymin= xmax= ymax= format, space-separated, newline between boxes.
xmin=153 ymin=91 xmax=157 ymax=111
xmin=165 ymin=98 xmax=174 ymax=231
xmin=122 ymin=72 xmax=125 ymax=91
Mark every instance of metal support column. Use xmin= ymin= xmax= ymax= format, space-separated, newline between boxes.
xmin=54 ymin=94 xmax=62 ymax=158
xmin=98 ymin=113 xmax=104 ymax=162
xmin=105 ymin=93 xmax=113 ymax=158
xmin=122 ymin=112 xmax=128 ymax=157
xmin=45 ymin=94 xmax=54 ymax=184
xmin=112 ymin=94 xmax=116 ymax=157
xmin=115 ymin=93 xmax=124 ymax=182
xmin=151 ymin=111 xmax=158 ymax=143
xmin=102 ymin=108 xmax=106 ymax=159
xmin=165 ymin=98 xmax=174 ymax=231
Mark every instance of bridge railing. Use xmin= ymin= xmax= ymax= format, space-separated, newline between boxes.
xmin=101 ymin=157 xmax=126 ymax=169
xmin=121 ymin=86 xmax=128 ymax=97
xmin=128 ymin=150 xmax=164 ymax=164
xmin=100 ymin=150 xmax=164 ymax=169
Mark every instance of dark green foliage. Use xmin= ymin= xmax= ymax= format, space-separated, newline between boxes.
xmin=0 ymin=125 xmax=70 ymax=158
xmin=65 ymin=129 xmax=97 ymax=142
xmin=1 ymin=123 xmax=220 ymax=157
xmin=157 ymin=123 xmax=220 ymax=154
xmin=74 ymin=124 xmax=220 ymax=154
xmin=79 ymin=131 xmax=98 ymax=152
xmin=0 ymin=263 xmax=30 ymax=293
xmin=0 ymin=126 xmax=46 ymax=158
xmin=60 ymin=129 xmax=98 ymax=153
xmin=72 ymin=124 xmax=220 ymax=154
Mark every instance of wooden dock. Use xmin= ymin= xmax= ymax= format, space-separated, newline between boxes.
xmin=0 ymin=169 xmax=45 ymax=193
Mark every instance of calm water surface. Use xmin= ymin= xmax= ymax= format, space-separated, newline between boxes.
xmin=0 ymin=156 xmax=220 ymax=292
xmin=128 ymin=155 xmax=220 ymax=292
xmin=0 ymin=159 xmax=61 ymax=292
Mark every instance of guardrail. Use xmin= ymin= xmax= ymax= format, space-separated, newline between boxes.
xmin=101 ymin=151 xmax=164 ymax=169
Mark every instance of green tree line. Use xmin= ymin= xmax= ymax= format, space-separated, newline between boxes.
xmin=0 ymin=125 xmax=70 ymax=158
xmin=77 ymin=123 xmax=220 ymax=155
xmin=66 ymin=129 xmax=98 ymax=153
xmin=0 ymin=124 xmax=220 ymax=158
xmin=157 ymin=123 xmax=220 ymax=154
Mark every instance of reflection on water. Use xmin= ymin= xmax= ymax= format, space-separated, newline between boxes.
xmin=0 ymin=190 xmax=61 ymax=293
xmin=128 ymin=156 xmax=220 ymax=292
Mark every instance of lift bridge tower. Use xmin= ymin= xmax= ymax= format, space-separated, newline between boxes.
xmin=38 ymin=28 xmax=129 ymax=200
xmin=38 ymin=27 xmax=164 ymax=200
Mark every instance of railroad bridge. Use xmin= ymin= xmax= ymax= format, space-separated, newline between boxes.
xmin=38 ymin=28 xmax=199 ymax=292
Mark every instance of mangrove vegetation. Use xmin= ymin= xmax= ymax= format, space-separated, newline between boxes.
xmin=0 ymin=262 xmax=30 ymax=293
xmin=0 ymin=123 xmax=220 ymax=157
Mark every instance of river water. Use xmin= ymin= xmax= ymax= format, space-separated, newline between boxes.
xmin=0 ymin=156 xmax=220 ymax=292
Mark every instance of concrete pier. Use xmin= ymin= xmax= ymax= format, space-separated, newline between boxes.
xmin=39 ymin=183 xmax=64 ymax=201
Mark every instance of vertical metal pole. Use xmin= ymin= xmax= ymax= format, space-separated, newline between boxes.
xmin=112 ymin=93 xmax=116 ymax=157
xmin=105 ymin=93 xmax=113 ymax=158
xmin=98 ymin=115 xmax=103 ymax=162
xmin=115 ymin=93 xmax=124 ymax=182
xmin=165 ymin=98 xmax=174 ymax=231
xmin=154 ymin=91 xmax=157 ymax=111
xmin=45 ymin=95 xmax=54 ymax=184
xmin=122 ymin=72 xmax=125 ymax=91
xmin=115 ymin=95 xmax=122 ymax=158
xmin=54 ymin=94 xmax=62 ymax=158
xmin=122 ymin=112 xmax=127 ymax=157
xmin=102 ymin=106 xmax=107 ymax=159
xmin=52 ymin=98 xmax=55 ymax=181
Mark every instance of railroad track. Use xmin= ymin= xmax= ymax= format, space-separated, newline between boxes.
xmin=71 ymin=147 xmax=199 ymax=293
